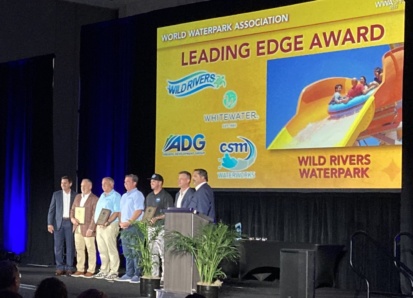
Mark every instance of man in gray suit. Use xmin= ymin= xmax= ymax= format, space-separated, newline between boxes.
xmin=47 ymin=176 xmax=77 ymax=276
xmin=174 ymin=171 xmax=194 ymax=208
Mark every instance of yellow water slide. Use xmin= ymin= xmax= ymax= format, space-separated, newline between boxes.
xmin=268 ymin=46 xmax=403 ymax=149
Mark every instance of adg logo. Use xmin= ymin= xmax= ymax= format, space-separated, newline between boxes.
xmin=218 ymin=136 xmax=257 ymax=172
xmin=162 ymin=134 xmax=206 ymax=156
xmin=167 ymin=71 xmax=226 ymax=98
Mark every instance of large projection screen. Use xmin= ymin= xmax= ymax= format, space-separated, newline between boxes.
xmin=156 ymin=0 xmax=404 ymax=190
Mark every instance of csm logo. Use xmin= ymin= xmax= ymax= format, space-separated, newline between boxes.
xmin=218 ymin=136 xmax=257 ymax=171
xmin=163 ymin=134 xmax=206 ymax=155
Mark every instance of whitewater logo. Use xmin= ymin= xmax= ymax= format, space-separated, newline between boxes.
xmin=162 ymin=134 xmax=206 ymax=156
xmin=217 ymin=136 xmax=257 ymax=179
xmin=375 ymin=0 xmax=403 ymax=9
xmin=166 ymin=71 xmax=226 ymax=98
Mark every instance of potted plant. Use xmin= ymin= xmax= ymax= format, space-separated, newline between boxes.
xmin=121 ymin=220 xmax=162 ymax=297
xmin=166 ymin=222 xmax=239 ymax=298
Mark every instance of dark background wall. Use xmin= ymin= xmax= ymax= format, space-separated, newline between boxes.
xmin=0 ymin=0 xmax=119 ymax=187
xmin=0 ymin=0 xmax=411 ymax=293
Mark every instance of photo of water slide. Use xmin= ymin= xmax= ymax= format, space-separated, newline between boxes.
xmin=266 ymin=45 xmax=403 ymax=149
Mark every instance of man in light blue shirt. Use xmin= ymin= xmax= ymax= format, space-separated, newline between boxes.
xmin=116 ymin=174 xmax=145 ymax=283
xmin=93 ymin=177 xmax=121 ymax=281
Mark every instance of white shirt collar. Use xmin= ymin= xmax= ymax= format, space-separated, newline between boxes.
xmin=195 ymin=182 xmax=207 ymax=191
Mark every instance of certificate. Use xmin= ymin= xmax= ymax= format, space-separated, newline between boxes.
xmin=75 ymin=207 xmax=85 ymax=224
xmin=96 ymin=208 xmax=111 ymax=225
xmin=142 ymin=206 xmax=157 ymax=222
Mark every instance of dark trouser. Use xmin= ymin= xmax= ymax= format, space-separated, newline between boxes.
xmin=54 ymin=219 xmax=75 ymax=271
xmin=121 ymin=226 xmax=142 ymax=277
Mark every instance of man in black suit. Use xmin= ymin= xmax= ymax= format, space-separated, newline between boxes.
xmin=188 ymin=169 xmax=215 ymax=221
xmin=47 ymin=176 xmax=77 ymax=276
xmin=174 ymin=171 xmax=194 ymax=208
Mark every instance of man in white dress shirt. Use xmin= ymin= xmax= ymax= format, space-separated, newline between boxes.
xmin=174 ymin=171 xmax=194 ymax=208
xmin=47 ymin=176 xmax=77 ymax=276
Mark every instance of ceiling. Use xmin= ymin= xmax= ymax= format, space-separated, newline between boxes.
xmin=58 ymin=0 xmax=209 ymax=18
xmin=59 ymin=0 xmax=141 ymax=9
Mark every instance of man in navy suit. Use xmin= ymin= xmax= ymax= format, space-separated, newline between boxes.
xmin=47 ymin=176 xmax=77 ymax=276
xmin=174 ymin=171 xmax=195 ymax=208
xmin=188 ymin=169 xmax=215 ymax=221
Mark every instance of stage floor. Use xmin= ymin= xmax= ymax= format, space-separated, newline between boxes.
xmin=18 ymin=265 xmax=358 ymax=298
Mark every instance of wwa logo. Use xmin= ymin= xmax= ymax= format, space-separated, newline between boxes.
xmin=375 ymin=0 xmax=403 ymax=9
xmin=162 ymin=134 xmax=206 ymax=156
xmin=218 ymin=136 xmax=257 ymax=173
xmin=167 ymin=71 xmax=226 ymax=98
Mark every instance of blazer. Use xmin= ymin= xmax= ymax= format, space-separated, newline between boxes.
xmin=174 ymin=188 xmax=195 ymax=208
xmin=70 ymin=192 xmax=99 ymax=236
xmin=188 ymin=183 xmax=215 ymax=221
xmin=47 ymin=190 xmax=76 ymax=230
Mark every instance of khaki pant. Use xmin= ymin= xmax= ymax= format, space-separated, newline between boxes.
xmin=96 ymin=222 xmax=120 ymax=274
xmin=74 ymin=227 xmax=97 ymax=273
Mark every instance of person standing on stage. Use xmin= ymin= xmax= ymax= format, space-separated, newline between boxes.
xmin=70 ymin=179 xmax=99 ymax=278
xmin=146 ymin=173 xmax=173 ymax=281
xmin=116 ymin=174 xmax=145 ymax=284
xmin=188 ymin=169 xmax=215 ymax=221
xmin=93 ymin=177 xmax=121 ymax=281
xmin=47 ymin=176 xmax=77 ymax=276
xmin=174 ymin=171 xmax=194 ymax=208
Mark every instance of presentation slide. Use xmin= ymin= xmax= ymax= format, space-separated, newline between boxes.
xmin=156 ymin=0 xmax=404 ymax=189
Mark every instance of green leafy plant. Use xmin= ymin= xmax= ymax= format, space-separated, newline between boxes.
xmin=166 ymin=222 xmax=239 ymax=286
xmin=121 ymin=220 xmax=162 ymax=278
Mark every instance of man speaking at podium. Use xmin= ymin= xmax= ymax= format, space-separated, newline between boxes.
xmin=188 ymin=169 xmax=215 ymax=222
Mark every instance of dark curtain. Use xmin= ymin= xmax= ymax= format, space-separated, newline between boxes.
xmin=0 ymin=55 xmax=54 ymax=264
xmin=78 ymin=18 xmax=140 ymax=193
xmin=215 ymin=191 xmax=400 ymax=291
xmin=400 ymin=0 xmax=413 ymax=294
xmin=79 ymin=14 xmax=158 ymax=195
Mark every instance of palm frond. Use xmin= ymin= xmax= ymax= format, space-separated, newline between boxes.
xmin=121 ymin=220 xmax=163 ymax=278
xmin=166 ymin=222 xmax=239 ymax=285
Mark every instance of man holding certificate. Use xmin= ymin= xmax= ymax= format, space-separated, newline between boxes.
xmin=93 ymin=177 xmax=121 ymax=281
xmin=70 ymin=179 xmax=99 ymax=278
xmin=145 ymin=173 xmax=173 ymax=282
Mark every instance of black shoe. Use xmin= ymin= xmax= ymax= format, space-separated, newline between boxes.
xmin=55 ymin=270 xmax=65 ymax=276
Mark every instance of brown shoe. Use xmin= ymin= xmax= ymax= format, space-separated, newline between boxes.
xmin=83 ymin=272 xmax=94 ymax=278
xmin=55 ymin=270 xmax=65 ymax=276
xmin=65 ymin=270 xmax=74 ymax=276
xmin=71 ymin=271 xmax=84 ymax=277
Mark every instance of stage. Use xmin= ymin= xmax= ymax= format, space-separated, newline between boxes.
xmin=18 ymin=265 xmax=359 ymax=298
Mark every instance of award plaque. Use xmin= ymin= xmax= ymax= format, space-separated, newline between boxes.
xmin=96 ymin=208 xmax=111 ymax=225
xmin=74 ymin=207 xmax=85 ymax=224
xmin=142 ymin=206 xmax=157 ymax=222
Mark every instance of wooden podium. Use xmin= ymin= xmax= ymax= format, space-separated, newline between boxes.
xmin=164 ymin=209 xmax=211 ymax=293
